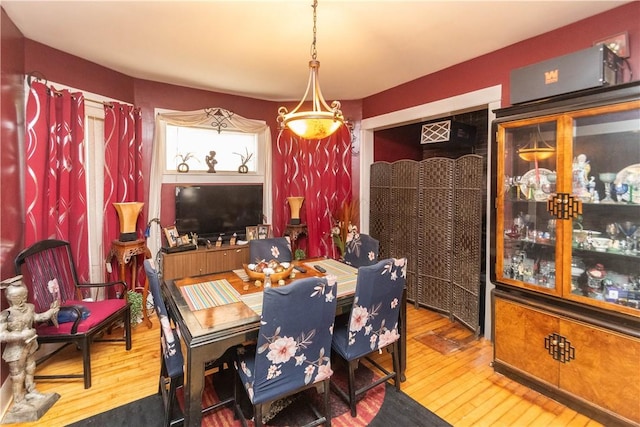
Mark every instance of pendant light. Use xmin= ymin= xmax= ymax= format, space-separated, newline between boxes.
xmin=277 ymin=0 xmax=344 ymax=140
xmin=517 ymin=125 xmax=555 ymax=162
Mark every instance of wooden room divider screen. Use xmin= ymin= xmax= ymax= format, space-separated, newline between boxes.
xmin=370 ymin=155 xmax=483 ymax=333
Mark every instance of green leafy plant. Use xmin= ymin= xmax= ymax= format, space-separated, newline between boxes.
xmin=294 ymin=248 xmax=306 ymax=260
xmin=126 ymin=290 xmax=143 ymax=325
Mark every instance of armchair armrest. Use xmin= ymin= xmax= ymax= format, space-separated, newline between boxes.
xmin=46 ymin=304 xmax=84 ymax=334
xmin=77 ymin=281 xmax=128 ymax=299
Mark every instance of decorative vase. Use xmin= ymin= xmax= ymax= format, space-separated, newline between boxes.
xmin=113 ymin=202 xmax=144 ymax=242
xmin=287 ymin=197 xmax=305 ymax=225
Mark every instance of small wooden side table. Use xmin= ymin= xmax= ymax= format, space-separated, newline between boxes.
xmin=285 ymin=223 xmax=308 ymax=255
xmin=107 ymin=239 xmax=152 ymax=328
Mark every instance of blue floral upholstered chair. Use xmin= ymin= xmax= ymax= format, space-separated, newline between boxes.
xmin=249 ymin=237 xmax=292 ymax=264
xmin=144 ymin=259 xmax=240 ymax=426
xmin=235 ymin=275 xmax=338 ymax=427
xmin=331 ymin=257 xmax=407 ymax=417
xmin=343 ymin=233 xmax=379 ymax=267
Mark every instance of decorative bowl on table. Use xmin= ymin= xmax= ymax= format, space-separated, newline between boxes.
xmin=243 ymin=261 xmax=294 ymax=281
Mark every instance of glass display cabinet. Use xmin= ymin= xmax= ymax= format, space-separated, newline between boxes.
xmin=491 ymin=81 xmax=640 ymax=426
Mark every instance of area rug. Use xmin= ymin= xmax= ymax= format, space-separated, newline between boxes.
xmin=68 ymin=365 xmax=451 ymax=427
xmin=414 ymin=330 xmax=474 ymax=355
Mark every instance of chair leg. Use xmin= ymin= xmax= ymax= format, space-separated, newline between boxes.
xmin=391 ymin=341 xmax=400 ymax=392
xmin=124 ymin=308 xmax=132 ymax=350
xmin=254 ymin=403 xmax=263 ymax=427
xmin=81 ymin=337 xmax=91 ymax=389
xmin=166 ymin=379 xmax=175 ymax=427
xmin=348 ymin=359 xmax=358 ymax=417
xmin=323 ymin=378 xmax=332 ymax=427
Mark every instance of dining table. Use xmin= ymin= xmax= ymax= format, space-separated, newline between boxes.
xmin=162 ymin=257 xmax=407 ymax=427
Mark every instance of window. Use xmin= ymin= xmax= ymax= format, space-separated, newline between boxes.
xmin=165 ymin=125 xmax=258 ymax=173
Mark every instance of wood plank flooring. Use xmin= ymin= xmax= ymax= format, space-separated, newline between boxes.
xmin=6 ymin=305 xmax=602 ymax=426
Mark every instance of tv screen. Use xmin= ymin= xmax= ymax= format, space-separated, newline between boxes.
xmin=175 ymin=184 xmax=263 ymax=240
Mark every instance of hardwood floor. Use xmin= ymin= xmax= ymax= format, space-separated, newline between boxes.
xmin=6 ymin=305 xmax=602 ymax=426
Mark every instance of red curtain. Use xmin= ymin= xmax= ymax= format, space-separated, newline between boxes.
xmin=25 ymin=81 xmax=89 ymax=281
xmin=103 ymin=103 xmax=144 ymax=287
xmin=273 ymin=126 xmax=352 ymax=258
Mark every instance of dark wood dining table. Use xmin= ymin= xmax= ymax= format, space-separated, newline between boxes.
xmin=162 ymin=257 xmax=407 ymax=427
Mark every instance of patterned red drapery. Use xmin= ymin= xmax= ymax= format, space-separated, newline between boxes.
xmin=273 ymin=126 xmax=352 ymax=258
xmin=103 ymin=103 xmax=144 ymax=288
xmin=25 ymin=81 xmax=89 ymax=281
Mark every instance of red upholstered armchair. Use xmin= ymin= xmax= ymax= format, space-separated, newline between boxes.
xmin=14 ymin=239 xmax=132 ymax=389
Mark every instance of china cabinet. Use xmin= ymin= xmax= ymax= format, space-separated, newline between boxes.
xmin=491 ymin=81 xmax=640 ymax=426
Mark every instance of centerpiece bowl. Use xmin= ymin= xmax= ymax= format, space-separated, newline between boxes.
xmin=243 ymin=262 xmax=294 ymax=281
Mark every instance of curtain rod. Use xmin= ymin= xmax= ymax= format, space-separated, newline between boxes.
xmin=26 ymin=71 xmax=138 ymax=110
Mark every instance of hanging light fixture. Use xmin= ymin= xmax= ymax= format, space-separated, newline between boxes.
xmin=517 ymin=125 xmax=555 ymax=162
xmin=277 ymin=0 xmax=344 ymax=140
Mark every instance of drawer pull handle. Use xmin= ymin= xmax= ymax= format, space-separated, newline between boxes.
xmin=544 ymin=332 xmax=575 ymax=363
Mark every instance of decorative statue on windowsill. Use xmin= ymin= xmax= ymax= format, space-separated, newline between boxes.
xmin=205 ymin=150 xmax=217 ymax=173
xmin=0 ymin=276 xmax=60 ymax=423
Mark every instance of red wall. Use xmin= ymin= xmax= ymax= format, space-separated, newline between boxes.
xmin=363 ymin=2 xmax=640 ymax=118
xmin=0 ymin=4 xmax=26 ymax=389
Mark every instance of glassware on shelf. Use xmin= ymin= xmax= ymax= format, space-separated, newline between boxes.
xmin=613 ymin=182 xmax=629 ymax=202
xmin=606 ymin=223 xmax=619 ymax=241
xmin=599 ymin=172 xmax=617 ymax=203
xmin=617 ymin=221 xmax=639 ymax=254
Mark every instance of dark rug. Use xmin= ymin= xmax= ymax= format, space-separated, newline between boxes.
xmin=68 ymin=366 xmax=451 ymax=427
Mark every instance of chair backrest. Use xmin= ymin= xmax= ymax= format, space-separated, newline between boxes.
xmin=343 ymin=257 xmax=407 ymax=360
xmin=144 ymin=259 xmax=184 ymax=378
xmin=14 ymin=239 xmax=82 ymax=312
xmin=251 ymin=275 xmax=337 ymax=405
xmin=344 ymin=233 xmax=379 ymax=267
xmin=249 ymin=237 xmax=292 ymax=263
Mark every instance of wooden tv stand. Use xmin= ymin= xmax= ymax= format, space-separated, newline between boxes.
xmin=161 ymin=244 xmax=249 ymax=280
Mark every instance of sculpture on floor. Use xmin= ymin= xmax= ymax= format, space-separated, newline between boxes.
xmin=0 ymin=276 xmax=60 ymax=423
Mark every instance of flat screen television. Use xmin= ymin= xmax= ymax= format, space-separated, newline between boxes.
xmin=175 ymin=184 xmax=263 ymax=240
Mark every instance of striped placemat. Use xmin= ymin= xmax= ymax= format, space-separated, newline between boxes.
xmin=180 ymin=279 xmax=241 ymax=311
xmin=239 ymin=292 xmax=264 ymax=316
xmin=305 ymin=259 xmax=358 ymax=297
xmin=233 ymin=268 xmax=250 ymax=282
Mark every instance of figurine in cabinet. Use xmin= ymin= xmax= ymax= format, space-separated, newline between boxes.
xmin=572 ymin=154 xmax=592 ymax=201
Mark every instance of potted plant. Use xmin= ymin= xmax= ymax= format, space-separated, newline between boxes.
xmin=126 ymin=290 xmax=143 ymax=325
xmin=175 ymin=152 xmax=197 ymax=173
xmin=294 ymin=248 xmax=306 ymax=260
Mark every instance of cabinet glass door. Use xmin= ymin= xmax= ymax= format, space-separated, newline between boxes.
xmin=498 ymin=120 xmax=559 ymax=292
xmin=568 ymin=106 xmax=640 ymax=314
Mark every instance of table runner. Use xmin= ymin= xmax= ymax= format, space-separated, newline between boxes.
xmin=180 ymin=279 xmax=241 ymax=311
xmin=239 ymin=259 xmax=359 ymax=316
xmin=305 ymin=258 xmax=358 ymax=297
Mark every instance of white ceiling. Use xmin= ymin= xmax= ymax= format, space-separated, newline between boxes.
xmin=3 ymin=1 xmax=629 ymax=102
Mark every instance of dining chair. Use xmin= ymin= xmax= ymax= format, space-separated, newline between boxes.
xmin=343 ymin=233 xmax=379 ymax=267
xmin=144 ymin=259 xmax=241 ymax=426
xmin=249 ymin=237 xmax=292 ymax=263
xmin=235 ymin=275 xmax=338 ymax=427
xmin=331 ymin=257 xmax=407 ymax=417
xmin=14 ymin=239 xmax=132 ymax=389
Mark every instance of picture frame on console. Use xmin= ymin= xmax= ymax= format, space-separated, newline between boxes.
xmin=164 ymin=226 xmax=179 ymax=248
xmin=246 ymin=226 xmax=258 ymax=241
xmin=257 ymin=224 xmax=272 ymax=239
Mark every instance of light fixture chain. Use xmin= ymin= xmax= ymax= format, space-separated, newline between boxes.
xmin=311 ymin=0 xmax=318 ymax=60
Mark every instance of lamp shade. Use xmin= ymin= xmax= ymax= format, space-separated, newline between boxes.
xmin=113 ymin=202 xmax=144 ymax=242
xmin=287 ymin=197 xmax=305 ymax=225
xmin=284 ymin=113 xmax=343 ymax=140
